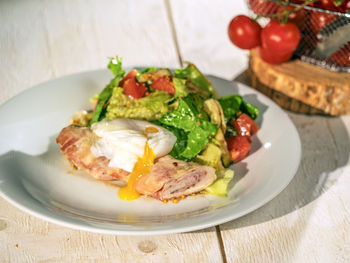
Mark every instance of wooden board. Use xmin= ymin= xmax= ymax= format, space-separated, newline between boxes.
xmin=249 ymin=49 xmax=350 ymax=116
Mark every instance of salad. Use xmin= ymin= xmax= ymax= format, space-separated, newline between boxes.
xmin=58 ymin=56 xmax=259 ymax=202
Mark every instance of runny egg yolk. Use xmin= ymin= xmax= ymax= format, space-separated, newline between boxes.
xmin=118 ymin=141 xmax=156 ymax=201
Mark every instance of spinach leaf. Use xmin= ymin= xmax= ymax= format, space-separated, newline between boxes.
xmin=157 ymin=97 xmax=217 ymax=160
xmin=90 ymin=86 xmax=114 ymax=124
xmin=218 ymin=95 xmax=242 ymax=122
xmin=91 ymin=56 xmax=126 ymax=124
xmin=242 ymin=101 xmax=259 ymax=120
xmin=175 ymin=63 xmax=218 ymax=98
xmin=218 ymin=95 xmax=259 ymax=121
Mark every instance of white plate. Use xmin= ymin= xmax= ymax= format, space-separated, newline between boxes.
xmin=0 ymin=69 xmax=301 ymax=235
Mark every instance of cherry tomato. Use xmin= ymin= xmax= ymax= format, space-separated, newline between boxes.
xmin=233 ymin=114 xmax=259 ymax=137
xmin=122 ymin=77 xmax=146 ymax=99
xmin=310 ymin=11 xmax=337 ymax=35
xmin=119 ymin=69 xmax=138 ymax=87
xmin=261 ymin=20 xmax=301 ymax=55
xmin=150 ymin=76 xmax=175 ymax=94
xmin=228 ymin=15 xmax=262 ymax=50
xmin=249 ymin=0 xmax=280 ymax=15
xmin=315 ymin=0 xmax=338 ymax=11
xmin=338 ymin=0 xmax=350 ymax=12
xmin=331 ymin=42 xmax=350 ymax=66
xmin=226 ymin=136 xmax=251 ymax=163
xmin=258 ymin=46 xmax=293 ymax=64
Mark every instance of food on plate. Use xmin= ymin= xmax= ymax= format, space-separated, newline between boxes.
xmin=56 ymin=56 xmax=260 ymax=202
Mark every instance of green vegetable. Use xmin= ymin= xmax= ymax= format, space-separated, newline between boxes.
xmin=90 ymin=87 xmax=113 ymax=124
xmin=157 ymin=97 xmax=217 ymax=160
xmin=175 ymin=63 xmax=218 ymax=98
xmin=108 ymin=56 xmax=126 ymax=87
xmin=90 ymin=56 xmax=126 ymax=124
xmin=106 ymin=88 xmax=171 ymax=121
xmin=242 ymin=101 xmax=259 ymax=120
xmin=173 ymin=78 xmax=188 ymax=98
xmin=218 ymin=95 xmax=259 ymax=121
xmin=205 ymin=169 xmax=234 ymax=197
xmin=195 ymin=143 xmax=223 ymax=169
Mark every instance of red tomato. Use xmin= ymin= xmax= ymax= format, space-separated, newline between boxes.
xmin=338 ymin=0 xmax=350 ymax=12
xmin=310 ymin=12 xmax=337 ymax=35
xmin=261 ymin=20 xmax=301 ymax=55
xmin=150 ymin=76 xmax=175 ymax=94
xmin=249 ymin=0 xmax=280 ymax=15
xmin=233 ymin=114 xmax=259 ymax=137
xmin=228 ymin=15 xmax=262 ymax=50
xmin=122 ymin=77 xmax=146 ymax=99
xmin=315 ymin=0 xmax=338 ymax=11
xmin=258 ymin=46 xmax=293 ymax=64
xmin=119 ymin=69 xmax=138 ymax=87
xmin=331 ymin=42 xmax=350 ymax=66
xmin=226 ymin=136 xmax=251 ymax=163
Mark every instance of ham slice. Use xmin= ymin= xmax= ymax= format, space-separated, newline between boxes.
xmin=56 ymin=125 xmax=216 ymax=200
xmin=56 ymin=126 xmax=129 ymax=181
xmin=135 ymin=156 xmax=216 ymax=200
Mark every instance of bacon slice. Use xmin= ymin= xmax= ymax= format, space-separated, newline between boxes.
xmin=135 ymin=156 xmax=216 ymax=200
xmin=56 ymin=126 xmax=129 ymax=181
xmin=56 ymin=125 xmax=216 ymax=200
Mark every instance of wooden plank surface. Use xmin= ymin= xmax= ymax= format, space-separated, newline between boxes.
xmin=170 ymin=1 xmax=350 ymax=262
xmin=0 ymin=1 xmax=223 ymax=262
xmin=1 ymin=0 xmax=350 ymax=262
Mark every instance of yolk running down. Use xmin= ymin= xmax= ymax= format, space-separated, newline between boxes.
xmin=118 ymin=142 xmax=156 ymax=201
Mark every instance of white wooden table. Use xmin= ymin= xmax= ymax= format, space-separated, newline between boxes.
xmin=1 ymin=1 xmax=349 ymax=262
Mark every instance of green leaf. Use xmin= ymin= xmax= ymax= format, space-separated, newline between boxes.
xmin=157 ymin=97 xmax=217 ymax=160
xmin=175 ymin=63 xmax=218 ymax=98
xmin=158 ymin=99 xmax=197 ymax=131
xmin=90 ymin=86 xmax=114 ymax=124
xmin=180 ymin=127 xmax=210 ymax=159
xmin=218 ymin=95 xmax=243 ymax=121
xmin=173 ymin=78 xmax=188 ymax=98
xmin=242 ymin=101 xmax=259 ymax=120
xmin=107 ymin=56 xmax=125 ymax=87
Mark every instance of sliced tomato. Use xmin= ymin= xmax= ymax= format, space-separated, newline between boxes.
xmin=122 ymin=77 xmax=146 ymax=99
xmin=226 ymin=136 xmax=251 ymax=163
xmin=119 ymin=69 xmax=138 ymax=87
xmin=150 ymin=76 xmax=175 ymax=94
xmin=233 ymin=113 xmax=259 ymax=137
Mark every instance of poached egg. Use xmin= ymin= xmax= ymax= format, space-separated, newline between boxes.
xmin=91 ymin=119 xmax=176 ymax=172
xmin=90 ymin=119 xmax=176 ymax=200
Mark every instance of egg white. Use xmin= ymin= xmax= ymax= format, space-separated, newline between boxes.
xmin=90 ymin=119 xmax=176 ymax=172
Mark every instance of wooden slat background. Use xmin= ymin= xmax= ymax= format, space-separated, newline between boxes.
xmin=0 ymin=0 xmax=349 ymax=262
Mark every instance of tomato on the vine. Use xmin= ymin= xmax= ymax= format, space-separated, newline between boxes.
xmin=249 ymin=0 xmax=280 ymax=15
xmin=261 ymin=20 xmax=301 ymax=55
xmin=315 ymin=0 xmax=338 ymax=11
xmin=258 ymin=46 xmax=293 ymax=64
xmin=228 ymin=15 xmax=262 ymax=50
xmin=277 ymin=5 xmax=307 ymax=30
xmin=310 ymin=12 xmax=337 ymax=34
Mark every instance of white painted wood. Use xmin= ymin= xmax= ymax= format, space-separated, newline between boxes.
xmin=169 ymin=0 xmax=249 ymax=80
xmin=0 ymin=1 xmax=222 ymax=262
xmin=219 ymin=114 xmax=350 ymax=263
xmin=0 ymin=0 xmax=180 ymax=105
xmin=170 ymin=1 xmax=350 ymax=261
xmin=1 ymin=0 xmax=350 ymax=262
